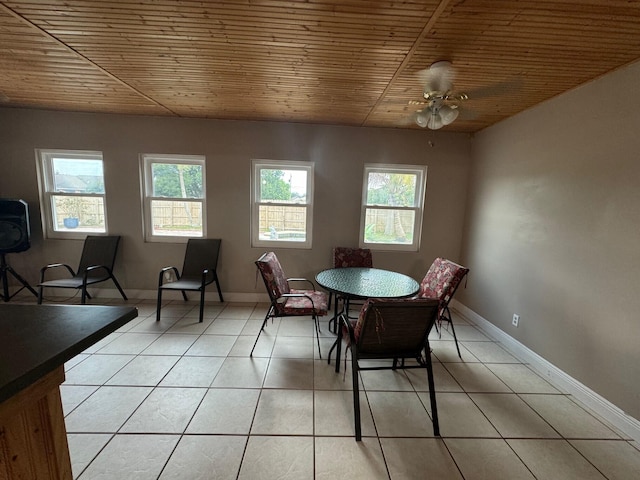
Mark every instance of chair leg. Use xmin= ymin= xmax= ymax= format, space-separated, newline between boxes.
xmin=351 ymin=352 xmax=362 ymax=441
xmin=449 ymin=320 xmax=462 ymax=359
xmin=156 ymin=288 xmax=163 ymax=322
xmin=81 ymin=286 xmax=87 ymax=304
xmin=334 ymin=299 xmax=349 ymax=373
xmin=198 ymin=287 xmax=205 ymax=323
xmin=424 ymin=340 xmax=440 ymax=436
xmin=250 ymin=309 xmax=272 ymax=357
xmin=442 ymin=307 xmax=461 ymax=358
xmin=111 ymin=275 xmax=128 ymax=301
xmin=334 ymin=315 xmax=344 ymax=373
xmin=214 ymin=273 xmax=224 ymax=302
xmin=328 ymin=293 xmax=339 ymax=334
xmin=313 ymin=314 xmax=322 ymax=359
xmin=37 ymin=286 xmax=44 ymax=304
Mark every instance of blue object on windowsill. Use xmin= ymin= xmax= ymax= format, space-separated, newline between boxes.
xmin=63 ymin=217 xmax=79 ymax=229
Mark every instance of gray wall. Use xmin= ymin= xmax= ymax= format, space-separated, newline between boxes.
xmin=459 ymin=60 xmax=640 ymax=420
xmin=0 ymin=108 xmax=472 ymax=300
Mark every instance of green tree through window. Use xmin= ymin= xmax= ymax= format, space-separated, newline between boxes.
xmin=142 ymin=154 xmax=206 ymax=240
xmin=366 ymin=172 xmax=416 ymax=206
xmin=260 ymin=169 xmax=292 ymax=201
xmin=252 ymin=160 xmax=313 ymax=248
xmin=152 ymin=164 xmax=203 ymax=198
xmin=361 ymin=164 xmax=426 ymax=251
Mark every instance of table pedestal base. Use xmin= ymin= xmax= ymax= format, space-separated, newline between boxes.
xmin=0 ymin=366 xmax=71 ymax=480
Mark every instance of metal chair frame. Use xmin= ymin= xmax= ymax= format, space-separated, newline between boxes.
xmin=418 ymin=258 xmax=469 ymax=358
xmin=338 ymin=298 xmax=441 ymax=441
xmin=156 ymin=238 xmax=224 ymax=323
xmin=252 ymin=252 xmax=327 ymax=358
xmin=38 ymin=235 xmax=127 ymax=304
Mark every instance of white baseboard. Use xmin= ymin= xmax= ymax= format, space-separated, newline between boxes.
xmin=452 ymin=300 xmax=640 ymax=443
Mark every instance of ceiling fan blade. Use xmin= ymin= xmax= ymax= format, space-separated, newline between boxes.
xmin=464 ymin=77 xmax=523 ymax=100
xmin=457 ymin=106 xmax=479 ymax=121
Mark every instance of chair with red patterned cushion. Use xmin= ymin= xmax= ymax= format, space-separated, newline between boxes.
xmin=417 ymin=257 xmax=469 ymax=358
xmin=332 ymin=247 xmax=373 ymax=269
xmin=339 ymin=298 xmax=441 ymax=441
xmin=329 ymin=246 xmax=373 ymax=318
xmin=253 ymin=252 xmax=328 ymax=357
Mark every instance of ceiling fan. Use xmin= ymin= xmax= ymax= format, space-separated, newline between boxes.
xmin=411 ymin=60 xmax=468 ymax=130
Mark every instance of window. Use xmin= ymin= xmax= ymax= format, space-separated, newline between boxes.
xmin=141 ymin=154 xmax=206 ymax=242
xmin=251 ymin=159 xmax=314 ymax=249
xmin=360 ymin=164 xmax=427 ymax=252
xmin=36 ymin=149 xmax=107 ymax=239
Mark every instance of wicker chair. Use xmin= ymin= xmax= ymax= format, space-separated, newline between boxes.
xmin=338 ymin=298 xmax=441 ymax=441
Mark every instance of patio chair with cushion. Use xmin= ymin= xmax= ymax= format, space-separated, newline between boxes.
xmin=339 ymin=298 xmax=441 ymax=441
xmin=417 ymin=257 xmax=469 ymax=358
xmin=253 ymin=251 xmax=328 ymax=358
xmin=328 ymin=246 xmax=373 ymax=327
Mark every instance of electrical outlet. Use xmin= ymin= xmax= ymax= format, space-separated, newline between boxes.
xmin=512 ymin=314 xmax=520 ymax=327
xmin=164 ymin=271 xmax=172 ymax=281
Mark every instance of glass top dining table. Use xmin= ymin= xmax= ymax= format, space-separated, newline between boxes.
xmin=316 ymin=267 xmax=420 ymax=370
xmin=315 ymin=267 xmax=420 ymax=300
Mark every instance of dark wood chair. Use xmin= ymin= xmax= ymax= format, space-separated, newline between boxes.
xmin=252 ymin=251 xmax=328 ymax=357
xmin=156 ymin=238 xmax=224 ymax=323
xmin=38 ymin=235 xmax=127 ymax=304
xmin=338 ymin=298 xmax=441 ymax=441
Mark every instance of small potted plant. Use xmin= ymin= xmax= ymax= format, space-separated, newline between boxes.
xmin=59 ymin=196 xmax=85 ymax=229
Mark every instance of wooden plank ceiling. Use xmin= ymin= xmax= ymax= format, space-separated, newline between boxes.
xmin=1 ymin=0 xmax=640 ymax=133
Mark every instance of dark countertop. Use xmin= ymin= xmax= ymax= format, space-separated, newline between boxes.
xmin=0 ymin=304 xmax=138 ymax=404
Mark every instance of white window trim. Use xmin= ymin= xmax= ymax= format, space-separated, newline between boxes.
xmin=35 ymin=149 xmax=107 ymax=240
xmin=251 ymin=159 xmax=314 ymax=249
xmin=140 ymin=153 xmax=206 ymax=243
xmin=359 ymin=163 xmax=427 ymax=252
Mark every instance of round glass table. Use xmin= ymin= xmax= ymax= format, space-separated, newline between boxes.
xmin=316 ymin=267 xmax=420 ymax=370
xmin=316 ymin=267 xmax=419 ymax=300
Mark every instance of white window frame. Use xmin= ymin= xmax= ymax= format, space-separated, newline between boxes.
xmin=251 ymin=159 xmax=314 ymax=249
xmin=359 ymin=163 xmax=427 ymax=252
xmin=35 ymin=149 xmax=107 ymax=240
xmin=140 ymin=153 xmax=206 ymax=243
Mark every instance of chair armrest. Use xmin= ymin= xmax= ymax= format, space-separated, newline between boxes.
xmin=82 ymin=265 xmax=112 ymax=283
xmin=158 ymin=266 xmax=180 ymax=286
xmin=286 ymin=277 xmax=317 ymax=290
xmin=200 ymin=268 xmax=212 ymax=286
xmin=40 ymin=263 xmax=76 ymax=282
xmin=339 ymin=311 xmax=357 ymax=345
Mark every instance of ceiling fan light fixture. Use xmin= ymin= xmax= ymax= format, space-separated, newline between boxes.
xmin=415 ymin=110 xmax=429 ymax=128
xmin=439 ymin=104 xmax=459 ymax=125
xmin=426 ymin=111 xmax=444 ymax=130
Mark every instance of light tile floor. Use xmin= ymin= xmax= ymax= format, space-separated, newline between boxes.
xmin=28 ymin=297 xmax=640 ymax=479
